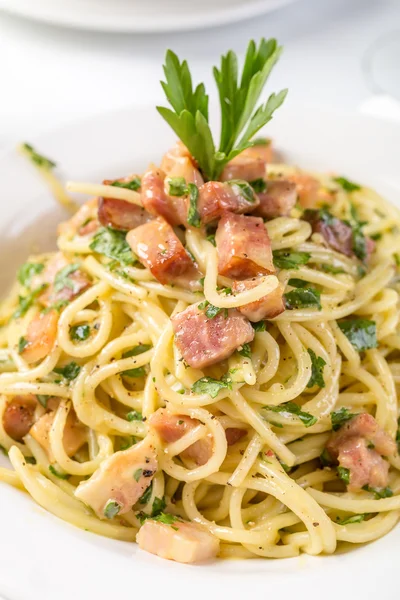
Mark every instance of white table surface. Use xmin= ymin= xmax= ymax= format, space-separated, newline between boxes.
xmin=0 ymin=0 xmax=399 ymax=149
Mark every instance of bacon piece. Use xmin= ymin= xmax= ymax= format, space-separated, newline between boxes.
xmin=161 ymin=142 xmax=204 ymax=188
xmin=98 ymin=198 xmax=151 ymax=231
xmin=232 ymin=278 xmax=285 ymax=321
xmin=285 ymin=173 xmax=333 ymax=209
xmin=20 ymin=309 xmax=58 ymax=364
xmin=149 ymin=408 xmax=246 ymax=466
xmin=74 ymin=436 xmax=157 ymax=518
xmin=171 ymin=302 xmax=254 ymax=369
xmin=220 ymin=154 xmax=266 ymax=183
xmin=327 ymin=413 xmax=396 ymax=491
xmin=137 ymin=519 xmax=220 ymax=564
xmin=216 ymin=212 xmax=274 ymax=279
xmin=141 ymin=166 xmax=188 ymax=226
xmin=35 ymin=253 xmax=91 ymax=308
xmin=3 ymin=395 xmax=37 ymax=441
xmin=58 ymin=198 xmax=99 ymax=237
xmin=127 ymin=218 xmax=200 ymax=287
xmin=254 ymin=180 xmax=297 ymax=219
xmin=198 ymin=181 xmax=259 ymax=225
xmin=241 ymin=142 xmax=273 ymax=163
xmin=29 ymin=407 xmax=87 ymax=462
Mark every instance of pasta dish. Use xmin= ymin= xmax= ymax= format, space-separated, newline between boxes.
xmin=1 ymin=39 xmax=400 ymax=564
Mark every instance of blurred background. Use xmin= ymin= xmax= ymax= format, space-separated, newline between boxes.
xmin=0 ymin=0 xmax=399 ymax=147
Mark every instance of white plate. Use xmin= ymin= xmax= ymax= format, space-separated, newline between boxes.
xmin=0 ymin=105 xmax=399 ymax=600
xmin=0 ymin=0 xmax=299 ymax=32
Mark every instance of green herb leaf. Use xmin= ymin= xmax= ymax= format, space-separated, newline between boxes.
xmin=122 ymin=344 xmax=152 ymax=358
xmin=187 ymin=182 xmax=201 ymax=227
xmin=191 ymin=374 xmax=233 ymax=398
xmin=168 ymin=177 xmax=187 ymax=196
xmin=22 ymin=143 xmax=56 ymax=170
xmin=54 ymin=263 xmax=80 ymax=292
xmin=134 ymin=468 xmax=143 ymax=482
xmin=337 ymin=514 xmax=367 ymax=525
xmin=120 ymin=436 xmax=136 ymax=450
xmin=54 ymin=361 xmax=81 ymax=381
xmin=337 ymin=466 xmax=350 ymax=485
xmin=251 ymin=320 xmax=266 ymax=332
xmin=151 ymin=496 xmax=167 ymax=516
xmin=284 ymin=287 xmax=321 ymax=310
xmin=206 ymin=234 xmax=216 ymax=246
xmin=17 ymin=262 xmax=44 ymax=287
xmin=227 ymin=180 xmax=257 ymax=203
xmin=394 ymin=253 xmax=400 ymax=267
xmin=122 ymin=367 xmax=147 ymax=378
xmin=18 ymin=336 xmax=28 ymax=354
xmin=48 ymin=465 xmax=70 ymax=480
xmin=337 ymin=319 xmax=377 ymax=352
xmin=288 ymin=278 xmax=309 ymax=288
xmin=252 ymin=137 xmax=271 ymax=146
xmin=25 ymin=456 xmax=36 ymax=465
xmin=70 ymin=324 xmax=90 ymax=342
xmin=331 ymin=407 xmax=357 ymax=431
xmin=126 ymin=410 xmax=143 ymax=422
xmin=139 ymin=482 xmax=153 ymax=505
xmin=250 ymin=178 xmax=267 ymax=193
xmin=104 ymin=500 xmax=121 ymax=519
xmin=111 ymin=177 xmax=141 ymax=191
xmin=238 ymin=343 xmax=252 ymax=358
xmin=37 ymin=395 xmax=50 ymax=408
xmin=90 ymin=227 xmax=135 ymax=266
xmin=272 ymin=250 xmax=311 ymax=270
xmin=320 ymin=448 xmax=334 ymax=467
xmin=362 ymin=485 xmax=393 ymax=499
xmin=151 ymin=512 xmax=179 ymax=526
xmin=321 ymin=264 xmax=345 ymax=274
xmin=333 ymin=176 xmax=361 ymax=193
xmin=13 ymin=284 xmax=47 ymax=319
xmin=307 ymin=348 xmax=326 ymax=388
xmin=263 ymin=401 xmax=317 ymax=427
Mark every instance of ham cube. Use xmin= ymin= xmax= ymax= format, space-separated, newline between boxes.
xmin=58 ymin=198 xmax=99 ymax=237
xmin=216 ymin=212 xmax=274 ymax=279
xmin=137 ymin=519 xmax=220 ymax=564
xmin=254 ymin=180 xmax=297 ymax=219
xmin=98 ymin=198 xmax=151 ymax=231
xmin=3 ymin=395 xmax=37 ymax=441
xmin=161 ymin=142 xmax=204 ymax=188
xmin=21 ymin=310 xmax=58 ymax=364
xmin=198 ymin=181 xmax=259 ymax=224
xmin=171 ymin=302 xmax=254 ymax=369
xmin=241 ymin=142 xmax=273 ymax=163
xmin=141 ymin=166 xmax=188 ymax=226
xmin=75 ymin=436 xmax=157 ymax=518
xmin=232 ymin=278 xmax=285 ymax=321
xmin=220 ymin=153 xmax=266 ymax=182
xmin=30 ymin=407 xmax=87 ymax=462
xmin=127 ymin=218 xmax=197 ymax=286
xmin=286 ymin=172 xmax=333 ymax=209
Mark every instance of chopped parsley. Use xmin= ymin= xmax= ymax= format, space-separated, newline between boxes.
xmin=337 ymin=319 xmax=377 ymax=352
xmin=321 ymin=264 xmax=345 ymax=275
xmin=168 ymin=177 xmax=187 ymax=196
xmin=263 ymin=401 xmax=317 ymax=427
xmin=120 ymin=436 xmax=136 ymax=450
xmin=238 ymin=343 xmax=252 ymax=358
xmin=187 ymin=182 xmax=201 ymax=227
xmin=17 ymin=262 xmax=44 ymax=287
xmin=337 ymin=466 xmax=350 ymax=485
xmin=53 ymin=361 xmax=81 ymax=381
xmin=272 ymin=250 xmax=311 ymax=270
xmin=54 ymin=263 xmax=80 ymax=292
xmin=362 ymin=485 xmax=393 ymax=499
xmin=70 ymin=324 xmax=90 ymax=342
xmin=191 ymin=374 xmax=233 ymax=398
xmin=320 ymin=448 xmax=334 ymax=467
xmin=337 ymin=514 xmax=367 ymax=525
xmin=126 ymin=410 xmax=143 ymax=422
xmin=90 ymin=227 xmax=135 ymax=266
xmin=206 ymin=233 xmax=216 ymax=246
xmin=111 ymin=177 xmax=141 ymax=191
xmin=288 ymin=278 xmax=309 ymax=288
xmin=122 ymin=366 xmax=147 ymax=378
xmin=13 ymin=284 xmax=47 ymax=319
xmin=18 ymin=336 xmax=28 ymax=354
xmin=227 ymin=180 xmax=257 ymax=204
xmin=333 ymin=176 xmax=361 ymax=193
xmin=370 ymin=233 xmax=382 ymax=241
xmin=134 ymin=468 xmax=143 ymax=482
xmin=284 ymin=287 xmax=321 ymax=310
xmin=252 ymin=320 xmax=266 ymax=332
xmin=331 ymin=407 xmax=357 ymax=431
xmin=307 ymin=349 xmax=326 ymax=388
xmin=123 ymin=344 xmax=152 ymax=358
xmin=48 ymin=465 xmax=70 ymax=480
xmin=104 ymin=500 xmax=121 ymax=519
xmin=198 ymin=300 xmax=226 ymax=319
xmin=37 ymin=395 xmax=50 ymax=408
xmin=394 ymin=253 xmax=400 ymax=267
xmin=0 ymin=445 xmax=7 ymax=456
xmin=250 ymin=178 xmax=267 ymax=193
xmin=22 ymin=143 xmax=56 ymax=170
xmin=139 ymin=482 xmax=153 ymax=505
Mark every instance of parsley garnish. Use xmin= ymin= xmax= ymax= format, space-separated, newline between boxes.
xmin=288 ymin=278 xmax=308 ymax=288
xmin=48 ymin=465 xmax=70 ymax=480
xmin=17 ymin=262 xmax=44 ymax=287
xmin=22 ymin=143 xmax=56 ymax=170
xmin=227 ymin=180 xmax=257 ymax=203
xmin=111 ymin=177 xmax=141 ymax=191
xmin=13 ymin=284 xmax=47 ymax=319
xmin=104 ymin=500 xmax=121 ymax=519
xmin=123 ymin=366 xmax=147 ymax=378
xmin=53 ymin=263 xmax=80 ymax=292
xmin=37 ymin=395 xmax=50 ymax=408
xmin=206 ymin=233 xmax=216 ymax=246
xmin=54 ymin=361 xmax=81 ymax=381
xmin=263 ymin=401 xmax=317 ymax=427
xmin=198 ymin=300 xmax=225 ymax=319
xmin=337 ymin=514 xmax=367 ymax=525
xmin=307 ymin=349 xmax=326 ymax=388
xmin=320 ymin=448 xmax=334 ymax=467
xmin=126 ymin=410 xmax=143 ymax=422
xmin=120 ymin=436 xmax=136 ymax=450
xmin=321 ymin=264 xmax=345 ymax=274
xmin=252 ymin=321 xmax=266 ymax=332
xmin=123 ymin=344 xmax=152 ymax=358
xmin=250 ymin=178 xmax=267 ymax=193
xmin=331 ymin=407 xmax=357 ymax=431
xmin=168 ymin=177 xmax=187 ymax=196
xmin=394 ymin=253 xmax=400 ymax=267
xmin=362 ymin=485 xmax=393 ymax=499
xmin=70 ymin=324 xmax=90 ymax=341
xmin=238 ymin=343 xmax=252 ymax=358
xmin=18 ymin=337 xmax=28 ymax=354
xmin=334 ymin=176 xmax=361 ymax=193
xmin=0 ymin=445 xmax=7 ymax=456
xmin=187 ymin=183 xmax=201 ymax=227
xmin=337 ymin=466 xmax=350 ymax=485
xmin=272 ymin=250 xmax=311 ymax=270
xmin=191 ymin=374 xmax=233 ymax=398
xmin=284 ymin=287 xmax=321 ymax=310
xmin=337 ymin=319 xmax=377 ymax=352
xmin=139 ymin=482 xmax=153 ymax=505
xmin=90 ymin=227 xmax=135 ymax=266
xmin=157 ymin=39 xmax=287 ymax=181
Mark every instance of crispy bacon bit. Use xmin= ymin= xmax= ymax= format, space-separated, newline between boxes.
xmin=35 ymin=253 xmax=91 ymax=308
xmin=198 ymin=181 xmax=259 ymax=224
xmin=137 ymin=519 xmax=220 ymax=564
xmin=141 ymin=166 xmax=188 ymax=226
xmin=30 ymin=406 xmax=87 ymax=462
xmin=98 ymin=198 xmax=151 ymax=231
xmin=220 ymin=153 xmax=266 ymax=182
xmin=161 ymin=142 xmax=204 ymax=187
xmin=216 ymin=212 xmax=274 ymax=279
xmin=327 ymin=413 xmax=396 ymax=491
xmin=74 ymin=436 xmax=157 ymax=518
xmin=254 ymin=180 xmax=297 ymax=219
xmin=20 ymin=310 xmax=58 ymax=364
xmin=58 ymin=198 xmax=99 ymax=237
xmin=232 ymin=278 xmax=285 ymax=321
xmin=171 ymin=302 xmax=254 ymax=369
xmin=225 ymin=427 xmax=247 ymax=446
xmin=3 ymin=395 xmax=37 ymax=441
xmin=127 ymin=217 xmax=200 ymax=287
xmin=285 ymin=173 xmax=333 ymax=209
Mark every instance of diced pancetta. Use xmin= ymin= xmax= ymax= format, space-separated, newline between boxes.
xmin=35 ymin=253 xmax=91 ymax=308
xmin=171 ymin=302 xmax=254 ymax=369
xmin=141 ymin=166 xmax=188 ymax=226
xmin=3 ymin=395 xmax=37 ymax=441
xmin=20 ymin=309 xmax=58 ymax=364
xmin=161 ymin=142 xmax=204 ymax=188
xmin=198 ymin=181 xmax=259 ymax=224
xmin=327 ymin=413 xmax=396 ymax=491
xmin=127 ymin=218 xmax=200 ymax=287
xmin=254 ymin=180 xmax=297 ymax=219
xmin=285 ymin=172 xmax=333 ymax=209
xmin=98 ymin=198 xmax=151 ymax=231
xmin=241 ymin=142 xmax=273 ymax=163
xmin=232 ymin=278 xmax=285 ymax=321
xmin=74 ymin=436 xmax=157 ymax=518
xmin=220 ymin=153 xmax=266 ymax=183
xmin=216 ymin=212 xmax=275 ymax=279
xmin=57 ymin=198 xmax=99 ymax=237
xmin=29 ymin=406 xmax=87 ymax=462
xmin=137 ymin=518 xmax=220 ymax=563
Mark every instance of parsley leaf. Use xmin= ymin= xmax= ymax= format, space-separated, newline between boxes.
xmin=104 ymin=500 xmax=121 ymax=519
xmin=250 ymin=178 xmax=267 ymax=193
xmin=13 ymin=284 xmax=47 ymax=319
xmin=123 ymin=344 xmax=152 ymax=358
xmin=284 ymin=287 xmax=321 ymax=310
xmin=334 ymin=176 xmax=361 ymax=193
xmin=198 ymin=300 xmax=225 ymax=319
xmin=18 ymin=337 xmax=28 ymax=354
xmin=123 ymin=366 xmax=147 ymax=378
xmin=111 ymin=177 xmax=141 ymax=191
xmin=17 ymin=262 xmax=44 ymax=287
xmin=337 ymin=514 xmax=367 ymax=525
xmin=320 ymin=448 xmax=334 ymax=467
xmin=48 ymin=465 xmax=70 ymax=480
xmin=337 ymin=319 xmax=377 ymax=352
xmin=272 ymin=250 xmax=311 ymax=270
xmin=227 ymin=180 xmax=257 ymax=204
xmin=22 ymin=143 xmax=56 ymax=170
xmin=252 ymin=137 xmax=271 ymax=146
xmin=263 ymin=401 xmax=317 ymax=427
xmin=54 ymin=263 xmax=80 ymax=292
xmin=307 ymin=349 xmax=326 ymax=388
xmin=321 ymin=264 xmax=345 ymax=274
xmin=191 ymin=374 xmax=233 ymax=398
xmin=126 ymin=410 xmax=143 ymax=422
xmin=151 ymin=496 xmax=167 ymax=516
xmin=54 ymin=361 xmax=81 ymax=381
xmin=331 ymin=407 xmax=357 ymax=431
xmin=362 ymin=485 xmax=393 ymax=499
xmin=168 ymin=177 xmax=187 ymax=196
xmin=337 ymin=466 xmax=350 ymax=485
xmin=238 ymin=343 xmax=252 ymax=358
xmin=37 ymin=395 xmax=50 ymax=408
xmin=70 ymin=324 xmax=90 ymax=341
xmin=139 ymin=482 xmax=153 ymax=505
xmin=252 ymin=321 xmax=266 ymax=332
xmin=90 ymin=227 xmax=135 ymax=266
xmin=187 ymin=182 xmax=201 ymax=227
